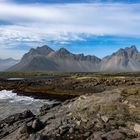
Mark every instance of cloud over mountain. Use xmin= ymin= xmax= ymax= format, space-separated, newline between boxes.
xmin=0 ymin=0 xmax=140 ymax=59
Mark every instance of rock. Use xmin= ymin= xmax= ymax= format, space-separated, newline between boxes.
xmin=2 ymin=110 xmax=34 ymax=126
xmin=84 ymin=131 xmax=91 ymax=137
xmin=32 ymin=119 xmax=44 ymax=131
xmin=135 ymin=115 xmax=140 ymax=120
xmin=76 ymin=121 xmax=81 ymax=126
xmin=69 ymin=127 xmax=74 ymax=133
xmin=82 ymin=118 xmax=88 ymax=123
xmin=21 ymin=110 xmax=35 ymax=118
xmin=59 ymin=125 xmax=70 ymax=135
xmin=39 ymin=103 xmax=60 ymax=115
xmin=123 ymin=100 xmax=128 ymax=104
xmin=87 ymin=132 xmax=103 ymax=140
xmin=101 ymin=116 xmax=109 ymax=123
xmin=129 ymin=104 xmax=136 ymax=109
xmin=18 ymin=124 xmax=29 ymax=134
xmin=40 ymin=105 xmax=52 ymax=112
xmin=0 ymin=110 xmax=34 ymax=139
xmin=101 ymin=130 xmax=124 ymax=140
xmin=134 ymin=124 xmax=140 ymax=133
xmin=15 ymin=124 xmax=29 ymax=140
xmin=119 ymin=127 xmax=137 ymax=138
xmin=29 ymin=134 xmax=49 ymax=140
xmin=79 ymin=95 xmax=87 ymax=100
xmin=104 ymin=123 xmax=112 ymax=131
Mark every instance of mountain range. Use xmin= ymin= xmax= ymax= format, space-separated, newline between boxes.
xmin=7 ymin=45 xmax=140 ymax=72
xmin=0 ymin=58 xmax=19 ymax=71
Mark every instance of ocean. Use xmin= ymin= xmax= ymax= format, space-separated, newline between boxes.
xmin=0 ymin=90 xmax=56 ymax=120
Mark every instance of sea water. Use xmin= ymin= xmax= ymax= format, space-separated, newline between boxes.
xmin=0 ymin=90 xmax=56 ymax=120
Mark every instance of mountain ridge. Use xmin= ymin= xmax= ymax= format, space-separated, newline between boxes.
xmin=100 ymin=45 xmax=140 ymax=72
xmin=0 ymin=58 xmax=19 ymax=71
xmin=8 ymin=45 xmax=140 ymax=72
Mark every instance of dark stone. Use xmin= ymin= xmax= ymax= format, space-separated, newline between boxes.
xmin=119 ymin=127 xmax=137 ymax=139
xmin=20 ymin=110 xmax=35 ymax=119
xmin=39 ymin=103 xmax=60 ymax=115
xmin=59 ymin=125 xmax=70 ymax=135
xmin=86 ymin=132 xmax=103 ymax=140
xmin=69 ymin=127 xmax=74 ymax=133
xmin=32 ymin=119 xmax=44 ymax=131
xmin=104 ymin=123 xmax=112 ymax=132
xmin=0 ymin=131 xmax=9 ymax=139
xmin=29 ymin=134 xmax=49 ymax=140
xmin=84 ymin=131 xmax=91 ymax=137
xmin=0 ymin=110 xmax=34 ymax=128
xmin=101 ymin=130 xmax=124 ymax=140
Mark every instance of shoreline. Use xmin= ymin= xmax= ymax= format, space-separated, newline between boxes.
xmin=0 ymin=74 xmax=140 ymax=139
xmin=0 ymin=86 xmax=140 ymax=139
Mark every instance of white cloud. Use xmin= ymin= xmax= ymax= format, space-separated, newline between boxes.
xmin=0 ymin=2 xmax=140 ymax=36
xmin=0 ymin=2 xmax=140 ymax=58
xmin=0 ymin=25 xmax=86 ymax=49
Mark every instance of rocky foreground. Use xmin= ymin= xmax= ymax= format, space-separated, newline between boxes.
xmin=0 ymin=84 xmax=140 ymax=140
xmin=0 ymin=74 xmax=140 ymax=100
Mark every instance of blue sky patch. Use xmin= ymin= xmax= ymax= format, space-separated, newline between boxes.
xmin=0 ymin=0 xmax=140 ymax=59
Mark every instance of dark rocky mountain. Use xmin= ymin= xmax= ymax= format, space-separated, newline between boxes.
xmin=8 ymin=45 xmax=140 ymax=72
xmin=0 ymin=58 xmax=19 ymax=71
xmin=8 ymin=45 xmax=101 ymax=72
xmin=100 ymin=45 xmax=140 ymax=72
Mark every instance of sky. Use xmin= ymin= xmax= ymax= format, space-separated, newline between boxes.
xmin=0 ymin=0 xmax=140 ymax=59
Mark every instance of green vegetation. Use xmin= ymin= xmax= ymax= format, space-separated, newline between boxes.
xmin=1 ymin=71 xmax=140 ymax=78
xmin=0 ymin=71 xmax=66 ymax=78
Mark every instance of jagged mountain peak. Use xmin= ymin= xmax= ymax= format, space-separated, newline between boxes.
xmin=8 ymin=45 xmax=101 ymax=72
xmin=8 ymin=45 xmax=140 ymax=72
xmin=122 ymin=45 xmax=137 ymax=52
xmin=37 ymin=45 xmax=54 ymax=51
xmin=129 ymin=45 xmax=137 ymax=50
xmin=31 ymin=45 xmax=54 ymax=55
xmin=51 ymin=48 xmax=74 ymax=59
xmin=125 ymin=45 xmax=138 ymax=56
xmin=101 ymin=45 xmax=140 ymax=72
xmin=57 ymin=48 xmax=71 ymax=55
xmin=21 ymin=45 xmax=54 ymax=62
xmin=112 ymin=45 xmax=138 ymax=56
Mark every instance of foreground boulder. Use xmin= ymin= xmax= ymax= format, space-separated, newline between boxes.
xmin=0 ymin=110 xmax=35 ymax=139
xmin=31 ymin=119 xmax=44 ymax=131
xmin=1 ymin=87 xmax=140 ymax=140
xmin=15 ymin=124 xmax=29 ymax=140
xmin=134 ymin=124 xmax=140 ymax=134
xmin=1 ymin=110 xmax=34 ymax=125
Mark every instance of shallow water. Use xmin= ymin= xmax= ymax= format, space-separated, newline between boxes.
xmin=0 ymin=90 xmax=56 ymax=120
xmin=7 ymin=78 xmax=25 ymax=81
